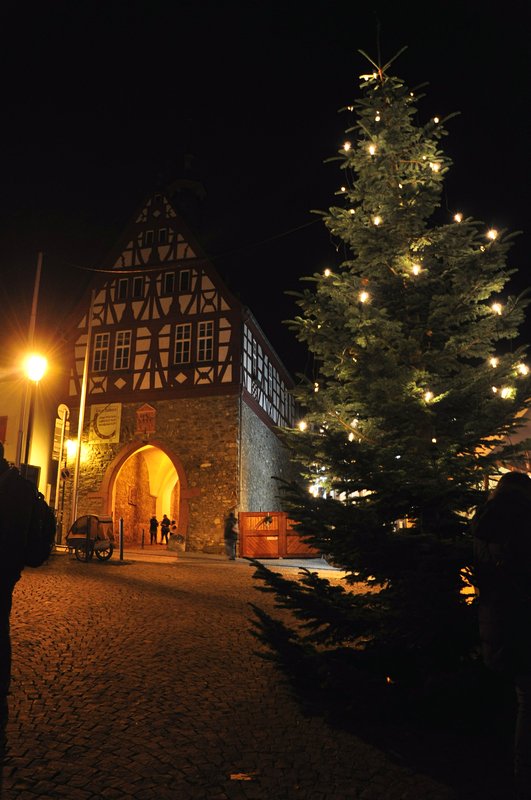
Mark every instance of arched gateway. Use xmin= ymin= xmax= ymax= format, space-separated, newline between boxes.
xmin=99 ymin=442 xmax=188 ymax=546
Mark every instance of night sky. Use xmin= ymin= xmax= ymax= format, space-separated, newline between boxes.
xmin=1 ymin=0 xmax=530 ymax=376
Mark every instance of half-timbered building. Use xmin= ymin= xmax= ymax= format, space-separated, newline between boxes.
xmin=58 ymin=190 xmax=298 ymax=552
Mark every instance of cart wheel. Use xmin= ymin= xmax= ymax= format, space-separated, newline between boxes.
xmin=95 ymin=543 xmax=114 ymax=561
xmin=74 ymin=546 xmax=89 ymax=562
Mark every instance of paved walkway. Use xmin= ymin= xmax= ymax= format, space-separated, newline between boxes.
xmin=0 ymin=550 xmax=508 ymax=799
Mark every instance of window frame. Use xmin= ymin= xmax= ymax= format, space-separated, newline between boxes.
xmin=174 ymin=323 xmax=192 ymax=365
xmin=114 ymin=330 xmax=132 ymax=370
xmin=163 ymin=272 xmax=175 ymax=295
xmin=132 ymin=275 xmax=144 ymax=299
xmin=116 ymin=278 xmax=128 ymax=301
xmin=93 ymin=332 xmax=110 ymax=372
xmin=197 ymin=320 xmax=214 ymax=362
xmin=179 ymin=269 xmax=191 ymax=292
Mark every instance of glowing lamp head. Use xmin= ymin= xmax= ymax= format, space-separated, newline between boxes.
xmin=24 ymin=353 xmax=47 ymax=382
xmin=66 ymin=438 xmax=78 ymax=459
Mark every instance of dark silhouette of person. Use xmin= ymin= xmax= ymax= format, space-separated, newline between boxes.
xmin=223 ymin=510 xmax=238 ymax=560
xmin=472 ymin=470 xmax=531 ymax=800
xmin=149 ymin=515 xmax=158 ymax=545
xmin=160 ymin=514 xmax=170 ymax=544
xmin=0 ymin=443 xmax=36 ymax=728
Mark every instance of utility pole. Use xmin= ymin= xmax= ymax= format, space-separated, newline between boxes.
xmin=71 ymin=289 xmax=96 ymax=526
xmin=15 ymin=251 xmax=43 ymax=469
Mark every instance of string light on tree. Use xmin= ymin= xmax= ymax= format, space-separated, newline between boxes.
xmin=454 ymin=212 xmax=463 ymax=223
xmin=373 ymin=215 xmax=382 ymax=226
xmin=487 ymin=229 xmax=498 ymax=241
xmin=489 ymin=357 xmax=499 ymax=368
xmin=491 ymin=302 xmax=503 ymax=315
xmin=359 ymin=290 xmax=369 ymax=303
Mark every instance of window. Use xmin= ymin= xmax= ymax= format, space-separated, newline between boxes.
xmin=132 ymin=276 xmax=144 ymax=299
xmin=198 ymin=321 xmax=214 ymax=362
xmin=144 ymin=230 xmax=154 ymax=247
xmin=93 ymin=333 xmax=110 ymax=372
xmin=174 ymin=323 xmax=192 ymax=364
xmin=179 ymin=270 xmax=191 ymax=292
xmin=117 ymin=278 xmax=128 ymax=301
xmin=114 ymin=331 xmax=132 ymax=370
xmin=158 ymin=228 xmax=168 ymax=245
xmin=163 ymin=272 xmax=175 ymax=294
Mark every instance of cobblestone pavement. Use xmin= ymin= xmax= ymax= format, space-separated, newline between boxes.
xmin=0 ymin=550 xmax=493 ymax=799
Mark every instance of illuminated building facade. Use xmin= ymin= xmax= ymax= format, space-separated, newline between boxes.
xmin=59 ymin=191 xmax=297 ymax=551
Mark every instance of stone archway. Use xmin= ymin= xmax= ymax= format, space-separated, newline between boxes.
xmin=109 ymin=444 xmax=182 ymax=546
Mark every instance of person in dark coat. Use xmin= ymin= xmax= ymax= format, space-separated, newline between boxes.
xmin=472 ymin=470 xmax=531 ymax=800
xmin=160 ymin=514 xmax=170 ymax=544
xmin=223 ymin=510 xmax=238 ymax=560
xmin=149 ymin=515 xmax=158 ymax=545
xmin=0 ymin=443 xmax=35 ymax=727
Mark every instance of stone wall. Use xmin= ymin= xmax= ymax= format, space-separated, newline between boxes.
xmin=240 ymin=401 xmax=298 ymax=513
xmin=61 ymin=393 xmax=297 ymax=553
xmin=64 ymin=395 xmax=240 ymax=552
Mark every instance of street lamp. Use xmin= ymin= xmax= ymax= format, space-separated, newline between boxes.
xmin=22 ymin=353 xmax=47 ymax=482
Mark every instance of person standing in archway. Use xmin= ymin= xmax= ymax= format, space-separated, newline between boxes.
xmin=149 ymin=515 xmax=158 ymax=545
xmin=160 ymin=514 xmax=170 ymax=545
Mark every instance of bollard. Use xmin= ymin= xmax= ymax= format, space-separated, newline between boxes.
xmin=141 ymin=528 xmax=145 ymax=549
xmin=119 ymin=517 xmax=124 ymax=561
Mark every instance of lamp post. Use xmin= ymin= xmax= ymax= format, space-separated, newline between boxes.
xmin=71 ymin=288 xmax=96 ymax=527
xmin=22 ymin=353 xmax=47 ymax=482
xmin=15 ymin=251 xmax=43 ymax=469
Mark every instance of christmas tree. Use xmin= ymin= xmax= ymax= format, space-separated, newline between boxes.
xmin=252 ymin=49 xmax=531 ymax=714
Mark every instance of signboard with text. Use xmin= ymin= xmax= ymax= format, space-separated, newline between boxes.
xmin=89 ymin=403 xmax=122 ymax=444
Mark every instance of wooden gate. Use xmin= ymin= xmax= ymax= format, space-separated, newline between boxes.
xmin=238 ymin=512 xmax=318 ymax=559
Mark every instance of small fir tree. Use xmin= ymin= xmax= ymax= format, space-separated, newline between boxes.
xmin=252 ymin=50 xmax=531 ymax=710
